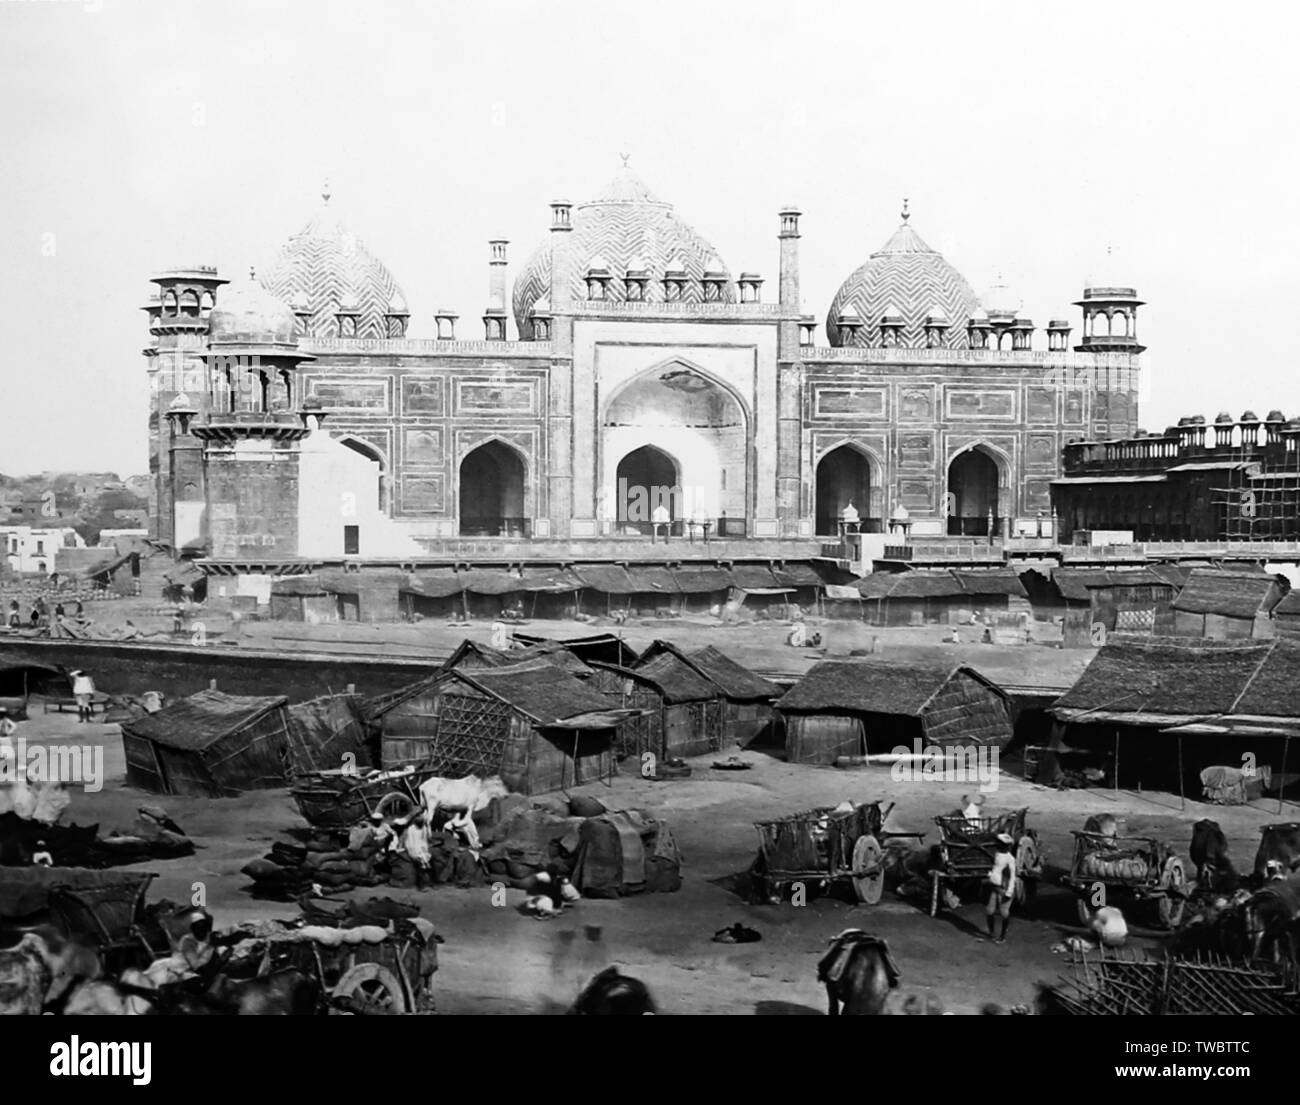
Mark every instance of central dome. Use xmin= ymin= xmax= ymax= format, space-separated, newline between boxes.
xmin=512 ymin=164 xmax=734 ymax=337
xmin=826 ymin=209 xmax=979 ymax=348
xmin=259 ymin=188 xmax=407 ymax=341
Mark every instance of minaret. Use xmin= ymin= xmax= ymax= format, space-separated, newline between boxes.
xmin=778 ymin=203 xmax=801 ymax=359
xmin=484 ymin=239 xmax=509 ymax=340
xmin=145 ymin=265 xmax=227 ymax=548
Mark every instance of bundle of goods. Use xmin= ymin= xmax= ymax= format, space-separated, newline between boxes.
xmin=0 ymin=807 xmax=193 ymax=868
xmin=1081 ymin=850 xmax=1150 ymax=883
xmin=240 ymin=832 xmax=386 ymax=901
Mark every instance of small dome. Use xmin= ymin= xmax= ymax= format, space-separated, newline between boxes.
xmin=1215 ymin=411 xmax=1234 ymax=424
xmin=702 ymin=255 xmax=727 ymax=276
xmin=838 ymin=305 xmax=862 ymax=321
xmin=339 ymin=290 xmax=360 ymax=311
xmin=167 ymin=393 xmax=196 ymax=413
xmin=1084 ymin=247 xmax=1134 ymax=292
xmin=882 ymin=303 xmax=904 ymax=322
xmin=1177 ymin=416 xmax=1192 ymax=426
xmin=982 ymin=278 xmax=1022 ymax=319
xmin=1048 ymin=318 xmax=1071 ymax=328
xmin=1267 ymin=409 xmax=1286 ymax=422
xmin=969 ymin=306 xmax=988 ymax=322
xmin=1191 ymin=414 xmax=1206 ymax=425
xmin=626 ymin=256 xmax=649 ymax=274
xmin=207 ymin=273 xmax=297 ymax=348
xmin=587 ymin=255 xmax=610 ymax=273
xmin=1241 ymin=410 xmax=1261 ymax=422
xmin=926 ymin=305 xmax=949 ymax=323
xmin=531 ymin=295 xmax=551 ymax=314
xmin=388 ymin=292 xmax=408 ymax=313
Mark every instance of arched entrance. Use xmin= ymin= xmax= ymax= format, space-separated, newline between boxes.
xmin=815 ymin=445 xmax=875 ymax=537
xmin=614 ymin=445 xmax=680 ymax=535
xmin=947 ymin=447 xmax=1003 ymax=536
xmin=602 ymin=363 xmax=747 ymax=536
xmin=460 ymin=441 xmax=527 ymax=537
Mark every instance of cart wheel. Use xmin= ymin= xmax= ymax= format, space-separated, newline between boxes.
xmin=1076 ymin=895 xmax=1093 ymax=927
xmin=1158 ymin=857 xmax=1187 ymax=929
xmin=851 ymin=834 xmax=885 ymax=905
xmin=333 ymin=963 xmax=408 ymax=1014
xmin=1014 ymin=836 xmax=1039 ymax=905
xmin=929 ymin=871 xmax=942 ymax=917
xmin=375 ymin=792 xmax=415 ymax=820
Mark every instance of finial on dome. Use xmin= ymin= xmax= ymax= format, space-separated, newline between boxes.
xmin=619 ymin=151 xmax=631 ymax=168
xmin=248 ymin=265 xmax=256 ymax=281
xmin=321 ymin=179 xmax=331 ymax=205
xmin=901 ymin=198 xmax=910 ymax=223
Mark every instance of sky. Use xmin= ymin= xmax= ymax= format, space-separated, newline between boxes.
xmin=0 ymin=0 xmax=1297 ymax=476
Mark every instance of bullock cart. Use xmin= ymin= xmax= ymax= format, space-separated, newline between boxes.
xmin=1065 ymin=830 xmax=1188 ymax=928
xmin=290 ymin=766 xmax=439 ymax=831
xmin=750 ymin=801 xmax=924 ymax=905
xmin=242 ymin=919 xmax=440 ymax=1014
xmin=929 ymin=808 xmax=1042 ymax=917
xmin=46 ymin=871 xmax=168 ymax=973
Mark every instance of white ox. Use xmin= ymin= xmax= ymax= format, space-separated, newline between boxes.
xmin=417 ymin=774 xmax=509 ymax=852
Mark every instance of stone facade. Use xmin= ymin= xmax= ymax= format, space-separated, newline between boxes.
xmin=143 ymin=168 xmax=1144 ymax=564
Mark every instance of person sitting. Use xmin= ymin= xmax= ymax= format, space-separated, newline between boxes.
xmin=31 ymin=840 xmax=54 ymax=867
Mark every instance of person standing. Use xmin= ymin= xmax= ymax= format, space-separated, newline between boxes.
xmin=71 ymin=669 xmax=96 ymax=723
xmin=984 ymin=832 xmax=1018 ymax=944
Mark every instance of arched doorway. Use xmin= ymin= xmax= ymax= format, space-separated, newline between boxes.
xmin=614 ymin=445 xmax=680 ymax=535
xmin=815 ymin=445 xmax=874 ymax=537
xmin=602 ymin=364 xmax=747 ymax=536
xmin=460 ymin=441 xmax=527 ymax=537
xmin=947 ymin=447 xmax=1002 ymax=536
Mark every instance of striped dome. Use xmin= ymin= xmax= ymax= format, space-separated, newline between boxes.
xmin=512 ymin=165 xmax=734 ymax=337
xmin=260 ymin=188 xmax=406 ymax=340
xmin=826 ymin=211 xmax=979 ymax=349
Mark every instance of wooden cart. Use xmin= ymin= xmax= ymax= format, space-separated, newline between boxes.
xmin=250 ymin=920 xmax=440 ymax=1014
xmin=750 ymin=801 xmax=924 ymax=905
xmin=46 ymin=871 xmax=167 ymax=973
xmin=929 ymin=808 xmax=1042 ymax=917
xmin=290 ymin=767 xmax=438 ymax=831
xmin=1064 ymin=829 xmax=1188 ymax=929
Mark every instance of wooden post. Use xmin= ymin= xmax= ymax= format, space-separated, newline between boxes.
xmin=1280 ymin=733 xmax=1291 ymax=816
xmin=1177 ymin=734 xmax=1185 ymax=811
xmin=1114 ymin=729 xmax=1120 ymax=795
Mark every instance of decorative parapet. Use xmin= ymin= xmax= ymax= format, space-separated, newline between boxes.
xmin=301 ymin=338 xmax=550 ymax=357
xmin=802 ymin=346 xmax=1140 ymax=370
xmin=565 ymin=300 xmax=793 ymax=321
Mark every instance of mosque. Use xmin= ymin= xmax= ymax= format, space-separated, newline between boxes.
xmin=144 ymin=161 xmax=1144 ymax=587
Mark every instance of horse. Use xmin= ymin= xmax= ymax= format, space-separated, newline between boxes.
xmin=817 ymin=930 xmax=900 ymax=1015
xmin=567 ymin=967 xmax=656 ymax=1015
xmin=417 ymin=775 xmax=509 ymax=852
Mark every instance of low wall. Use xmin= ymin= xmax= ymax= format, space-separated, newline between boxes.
xmin=0 ymin=636 xmax=437 ymax=703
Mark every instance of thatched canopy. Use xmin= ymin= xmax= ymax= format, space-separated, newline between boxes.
xmin=684 ymin=645 xmax=779 ymax=701
xmin=633 ymin=651 xmax=719 ymax=704
xmin=854 ymin=568 xmax=1026 ymax=600
xmin=461 ymin=661 xmax=628 ymax=728
xmin=777 ymin=660 xmax=1006 ymax=716
xmin=121 ymin=689 xmax=288 ymax=751
xmin=510 ymin=632 xmax=640 ymax=667
xmin=1171 ymin=568 xmax=1286 ymax=619
xmin=1052 ymin=637 xmax=1300 ymax=727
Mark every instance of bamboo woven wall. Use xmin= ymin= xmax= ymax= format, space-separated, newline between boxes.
xmin=921 ymin=672 xmax=1012 ymax=749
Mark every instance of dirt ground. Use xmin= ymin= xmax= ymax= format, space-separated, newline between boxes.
xmin=14 ymin=697 xmax=1298 ymax=1015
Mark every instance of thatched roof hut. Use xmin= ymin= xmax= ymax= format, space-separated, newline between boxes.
xmin=1170 ymin=568 xmax=1286 ymax=639
xmin=637 ymin=641 xmax=780 ymax=745
xmin=777 ymin=660 xmax=1012 ymax=764
xmin=850 ymin=569 xmax=1027 ymax=627
xmin=588 ymin=651 xmax=723 ymax=761
xmin=371 ymin=660 xmax=633 ymax=795
xmin=1050 ymin=637 xmax=1300 ymax=794
xmin=120 ymin=689 xmax=292 ymax=797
